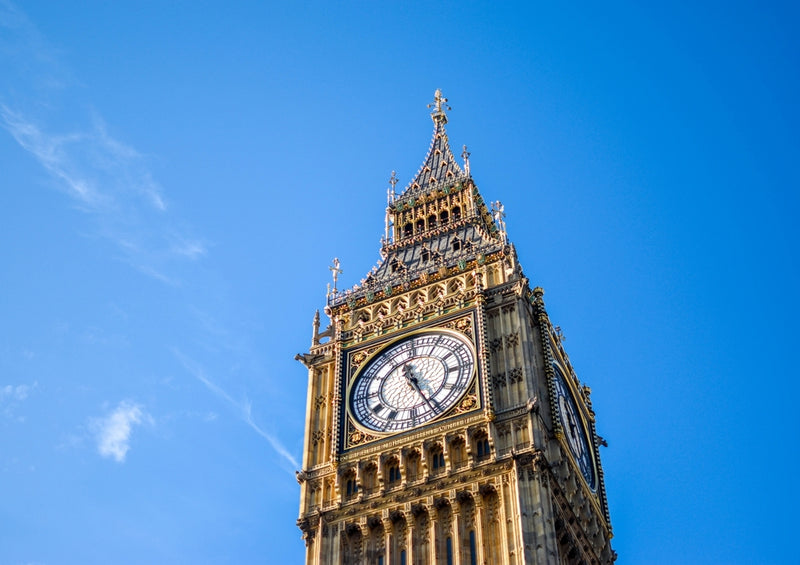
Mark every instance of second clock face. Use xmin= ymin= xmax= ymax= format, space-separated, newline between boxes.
xmin=553 ymin=363 xmax=596 ymax=490
xmin=349 ymin=330 xmax=475 ymax=433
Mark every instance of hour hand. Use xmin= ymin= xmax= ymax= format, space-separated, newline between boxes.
xmin=403 ymin=364 xmax=437 ymax=411
xmin=402 ymin=364 xmax=420 ymax=390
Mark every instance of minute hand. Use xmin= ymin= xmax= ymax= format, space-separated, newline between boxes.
xmin=402 ymin=364 xmax=438 ymax=412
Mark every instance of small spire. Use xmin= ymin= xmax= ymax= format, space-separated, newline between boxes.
xmin=387 ymin=171 xmax=398 ymax=204
xmin=385 ymin=172 xmax=398 ymax=244
xmin=312 ymin=310 xmax=321 ymax=346
xmin=428 ymin=89 xmax=451 ymax=125
xmin=329 ymin=258 xmax=342 ymax=294
xmin=492 ymin=201 xmax=507 ymax=243
xmin=462 ymin=145 xmax=471 ymax=176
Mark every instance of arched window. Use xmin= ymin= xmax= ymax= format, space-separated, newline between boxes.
xmin=450 ymin=437 xmax=467 ymax=468
xmin=403 ymin=223 xmax=413 ymax=238
xmin=446 ymin=536 xmax=453 ymax=565
xmin=406 ymin=450 xmax=421 ymax=482
xmin=308 ymin=483 xmax=321 ymax=509
xmin=415 ymin=218 xmax=425 ymax=234
xmin=363 ymin=462 xmax=378 ymax=495
xmin=421 ymin=248 xmax=430 ymax=262
xmin=452 ymin=206 xmax=461 ymax=221
xmin=386 ymin=457 xmax=401 ymax=486
xmin=440 ymin=210 xmax=449 ymax=224
xmin=475 ymin=435 xmax=491 ymax=460
xmin=469 ymin=530 xmax=477 ymax=565
xmin=430 ymin=445 xmax=445 ymax=474
xmin=344 ymin=471 xmax=358 ymax=499
xmin=428 ymin=214 xmax=438 ymax=230
xmin=452 ymin=237 xmax=462 ymax=252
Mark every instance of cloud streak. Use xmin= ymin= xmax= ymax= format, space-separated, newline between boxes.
xmin=0 ymin=1 xmax=205 ymax=284
xmin=1 ymin=382 xmax=37 ymax=402
xmin=0 ymin=104 xmax=208 ymax=282
xmin=93 ymin=401 xmax=150 ymax=463
xmin=172 ymin=348 xmax=300 ymax=470
xmin=1 ymin=380 xmax=38 ymax=421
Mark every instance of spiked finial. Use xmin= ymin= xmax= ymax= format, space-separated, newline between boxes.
xmin=462 ymin=145 xmax=471 ymax=176
xmin=388 ymin=171 xmax=398 ymax=204
xmin=329 ymin=258 xmax=342 ymax=292
xmin=428 ymin=89 xmax=451 ymax=124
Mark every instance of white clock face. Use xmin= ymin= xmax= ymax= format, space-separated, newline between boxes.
xmin=348 ymin=330 xmax=475 ymax=433
xmin=553 ymin=363 xmax=596 ymax=490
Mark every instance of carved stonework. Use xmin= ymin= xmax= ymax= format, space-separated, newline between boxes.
xmin=453 ymin=394 xmax=478 ymax=415
xmin=297 ymin=94 xmax=614 ymax=564
xmin=505 ymin=332 xmax=519 ymax=347
xmin=346 ymin=418 xmax=378 ymax=447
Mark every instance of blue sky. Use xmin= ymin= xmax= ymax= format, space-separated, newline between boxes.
xmin=1 ymin=1 xmax=798 ymax=563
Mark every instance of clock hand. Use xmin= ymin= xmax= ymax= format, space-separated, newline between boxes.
xmin=403 ymin=364 xmax=438 ymax=412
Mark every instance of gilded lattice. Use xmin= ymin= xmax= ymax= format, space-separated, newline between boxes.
xmin=443 ymin=316 xmax=473 ymax=338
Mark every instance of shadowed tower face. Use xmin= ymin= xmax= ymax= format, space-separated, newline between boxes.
xmin=296 ymin=91 xmax=615 ymax=565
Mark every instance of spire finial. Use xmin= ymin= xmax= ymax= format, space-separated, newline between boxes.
xmin=385 ymin=172 xmax=398 ymax=243
xmin=328 ymin=258 xmax=342 ymax=296
xmin=462 ymin=145 xmax=471 ymax=176
xmin=492 ymin=201 xmax=507 ymax=243
xmin=428 ymin=89 xmax=451 ymax=124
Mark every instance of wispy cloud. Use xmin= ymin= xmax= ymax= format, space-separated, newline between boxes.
xmin=172 ymin=349 xmax=299 ymax=469
xmin=1 ymin=106 xmax=105 ymax=209
xmin=1 ymin=381 xmax=38 ymax=421
xmin=92 ymin=401 xmax=151 ymax=463
xmin=168 ymin=234 xmax=207 ymax=260
xmin=1 ymin=382 xmax=37 ymax=402
xmin=0 ymin=2 xmax=205 ymax=284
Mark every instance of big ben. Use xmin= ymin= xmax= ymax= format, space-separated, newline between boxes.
xmin=296 ymin=91 xmax=615 ymax=564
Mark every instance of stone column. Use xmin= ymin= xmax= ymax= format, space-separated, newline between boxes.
xmin=383 ymin=516 xmax=393 ymax=565
xmin=473 ymin=501 xmax=485 ymax=565
xmin=451 ymin=500 xmax=462 ymax=565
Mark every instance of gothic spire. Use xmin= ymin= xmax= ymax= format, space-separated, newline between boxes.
xmin=399 ymin=89 xmax=466 ymax=200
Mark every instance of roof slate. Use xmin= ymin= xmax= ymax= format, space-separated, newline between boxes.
xmin=398 ymin=119 xmax=466 ymax=201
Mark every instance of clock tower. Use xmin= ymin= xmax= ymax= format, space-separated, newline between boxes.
xmin=296 ymin=91 xmax=615 ymax=564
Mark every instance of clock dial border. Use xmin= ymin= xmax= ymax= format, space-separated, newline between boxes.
xmin=345 ymin=327 xmax=478 ymax=437
xmin=551 ymin=359 xmax=598 ymax=491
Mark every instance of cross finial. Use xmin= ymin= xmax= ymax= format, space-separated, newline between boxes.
xmin=388 ymin=170 xmax=398 ymax=204
xmin=492 ymin=201 xmax=507 ymax=243
xmin=428 ymin=89 xmax=451 ymax=124
xmin=329 ymin=258 xmax=343 ymax=292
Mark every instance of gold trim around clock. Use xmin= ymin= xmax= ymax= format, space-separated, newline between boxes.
xmin=345 ymin=326 xmax=478 ymax=437
xmin=552 ymin=359 xmax=598 ymax=491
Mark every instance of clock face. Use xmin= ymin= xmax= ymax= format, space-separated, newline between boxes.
xmin=348 ymin=330 xmax=475 ymax=434
xmin=553 ymin=363 xmax=596 ymax=490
